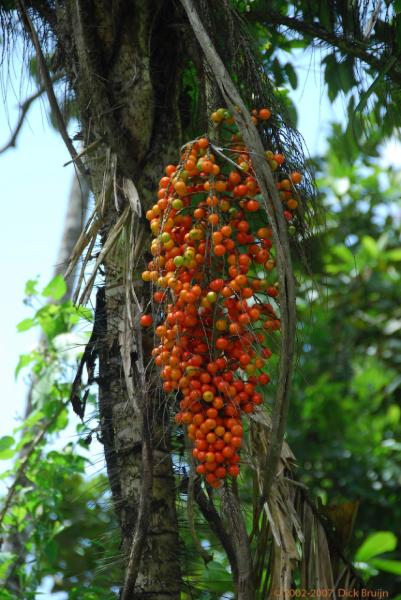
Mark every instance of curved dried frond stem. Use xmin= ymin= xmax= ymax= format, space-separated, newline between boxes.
xmin=180 ymin=0 xmax=296 ymax=503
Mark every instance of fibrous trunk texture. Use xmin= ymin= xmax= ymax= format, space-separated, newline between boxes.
xmin=97 ymin=283 xmax=181 ymax=599
xmin=51 ymin=1 xmax=184 ymax=596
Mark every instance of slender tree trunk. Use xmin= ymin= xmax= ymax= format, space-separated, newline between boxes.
xmin=2 ymin=171 xmax=89 ymax=593
xmin=54 ymin=172 xmax=90 ymax=297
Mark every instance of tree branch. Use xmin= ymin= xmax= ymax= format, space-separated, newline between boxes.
xmin=250 ymin=9 xmax=401 ymax=85
xmin=0 ymin=74 xmax=63 ymax=155
xmin=193 ymin=479 xmax=238 ymax=578
xmin=0 ymin=85 xmax=43 ymax=154
xmin=26 ymin=0 xmax=57 ymax=30
xmin=15 ymin=0 xmax=89 ymax=178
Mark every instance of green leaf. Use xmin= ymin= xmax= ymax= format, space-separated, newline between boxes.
xmin=24 ymin=278 xmax=39 ymax=297
xmin=75 ymin=305 xmax=93 ymax=322
xmin=40 ymin=317 xmax=63 ymax=339
xmin=0 ymin=436 xmax=15 ymax=460
xmin=0 ymin=436 xmax=14 ymax=452
xmin=0 ymin=590 xmax=15 ymax=600
xmin=395 ymin=14 xmax=401 ymax=52
xmin=355 ymin=531 xmax=397 ymax=561
xmin=44 ymin=539 xmax=58 ymax=563
xmin=51 ymin=408 xmax=69 ymax=433
xmin=15 ymin=432 xmax=35 ymax=451
xmin=323 ymin=54 xmax=356 ymax=102
xmin=201 ymin=558 xmax=233 ymax=593
xmin=42 ymin=275 xmax=67 ymax=301
xmin=386 ymin=249 xmax=401 ymax=261
xmin=24 ymin=410 xmax=45 ymax=429
xmin=17 ymin=317 xmax=35 ymax=332
xmin=15 ymin=352 xmax=36 ymax=377
xmin=12 ymin=506 xmax=27 ymax=525
xmin=370 ymin=558 xmax=401 ymax=575
xmin=284 ymin=62 xmax=298 ymax=89
xmin=337 ymin=58 xmax=356 ymax=95
xmin=0 ymin=552 xmax=16 ymax=580
xmin=327 ymin=245 xmax=355 ymax=273
xmin=332 ymin=245 xmax=354 ymax=262
xmin=36 ymin=304 xmax=71 ymax=339
xmin=323 ymin=54 xmax=340 ymax=102
xmin=0 ymin=449 xmax=16 ymax=460
xmin=361 ymin=236 xmax=379 ymax=258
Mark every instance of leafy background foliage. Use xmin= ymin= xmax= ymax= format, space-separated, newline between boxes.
xmin=0 ymin=280 xmax=119 ymax=599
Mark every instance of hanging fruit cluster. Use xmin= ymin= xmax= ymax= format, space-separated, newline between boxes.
xmin=140 ymin=107 xmax=302 ymax=488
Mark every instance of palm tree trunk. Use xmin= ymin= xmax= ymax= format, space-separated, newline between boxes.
xmin=50 ymin=1 xmax=185 ymax=595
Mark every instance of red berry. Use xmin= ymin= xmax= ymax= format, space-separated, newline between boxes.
xmin=228 ymin=465 xmax=240 ymax=478
xmin=140 ymin=314 xmax=153 ymax=327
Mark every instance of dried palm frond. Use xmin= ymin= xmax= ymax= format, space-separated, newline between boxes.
xmin=246 ymin=407 xmax=364 ymax=598
xmin=248 ymin=410 xmax=300 ymax=599
xmin=64 ymin=143 xmax=152 ymax=427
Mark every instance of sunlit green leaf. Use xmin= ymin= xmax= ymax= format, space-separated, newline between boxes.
xmin=356 ymin=531 xmax=397 ymax=561
xmin=361 ymin=236 xmax=378 ymax=258
xmin=15 ymin=352 xmax=36 ymax=377
xmin=386 ymin=248 xmax=401 ymax=261
xmin=370 ymin=558 xmax=401 ymax=574
xmin=17 ymin=317 xmax=35 ymax=332
xmin=0 ymin=436 xmax=14 ymax=452
xmin=0 ymin=552 xmax=16 ymax=582
xmin=24 ymin=278 xmax=39 ymax=297
xmin=42 ymin=275 xmax=67 ymax=301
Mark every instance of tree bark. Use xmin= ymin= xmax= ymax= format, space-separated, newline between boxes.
xmin=49 ymin=1 xmax=185 ymax=596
